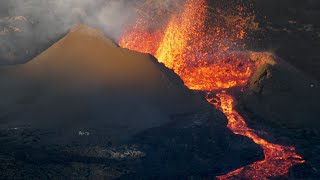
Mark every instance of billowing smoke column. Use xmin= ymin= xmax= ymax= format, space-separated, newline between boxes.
xmin=0 ymin=0 xmax=180 ymax=64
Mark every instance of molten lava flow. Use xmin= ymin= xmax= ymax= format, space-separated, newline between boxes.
xmin=120 ymin=0 xmax=255 ymax=90
xmin=207 ymin=92 xmax=304 ymax=179
xmin=119 ymin=0 xmax=305 ymax=178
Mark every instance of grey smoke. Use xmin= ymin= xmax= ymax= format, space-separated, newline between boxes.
xmin=0 ymin=0 xmax=181 ymax=64
xmin=4 ymin=0 xmax=136 ymax=38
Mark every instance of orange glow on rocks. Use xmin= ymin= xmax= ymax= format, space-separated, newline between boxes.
xmin=119 ymin=0 xmax=305 ymax=178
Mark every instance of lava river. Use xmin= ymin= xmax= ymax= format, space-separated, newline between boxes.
xmin=119 ymin=0 xmax=305 ymax=178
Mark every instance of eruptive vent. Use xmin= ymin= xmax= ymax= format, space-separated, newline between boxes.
xmin=120 ymin=0 xmax=256 ymax=91
xmin=119 ymin=0 xmax=304 ymax=178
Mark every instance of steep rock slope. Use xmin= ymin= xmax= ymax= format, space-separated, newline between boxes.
xmin=0 ymin=24 xmax=207 ymax=139
xmin=0 ymin=25 xmax=261 ymax=179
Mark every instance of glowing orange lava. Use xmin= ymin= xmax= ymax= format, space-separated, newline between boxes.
xmin=119 ymin=0 xmax=305 ymax=178
xmin=207 ymin=92 xmax=304 ymax=179
xmin=120 ymin=0 xmax=255 ymax=90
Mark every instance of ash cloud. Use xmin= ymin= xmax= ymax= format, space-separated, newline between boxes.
xmin=0 ymin=0 xmax=180 ymax=64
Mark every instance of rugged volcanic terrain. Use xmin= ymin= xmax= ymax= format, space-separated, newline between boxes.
xmin=241 ymin=58 xmax=320 ymax=179
xmin=0 ymin=0 xmax=320 ymax=179
xmin=0 ymin=25 xmax=262 ymax=179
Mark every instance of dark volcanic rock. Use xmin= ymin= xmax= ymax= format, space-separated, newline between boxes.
xmin=241 ymin=58 xmax=320 ymax=178
xmin=249 ymin=0 xmax=320 ymax=80
xmin=243 ymin=59 xmax=320 ymax=130
xmin=0 ymin=25 xmax=261 ymax=179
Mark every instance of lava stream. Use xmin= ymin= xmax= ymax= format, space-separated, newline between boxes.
xmin=119 ymin=0 xmax=305 ymax=178
xmin=207 ymin=92 xmax=305 ymax=179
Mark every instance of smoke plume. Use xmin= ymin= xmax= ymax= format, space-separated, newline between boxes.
xmin=0 ymin=0 xmax=179 ymax=64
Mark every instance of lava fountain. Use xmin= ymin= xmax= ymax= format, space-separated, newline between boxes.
xmin=119 ymin=0 xmax=305 ymax=179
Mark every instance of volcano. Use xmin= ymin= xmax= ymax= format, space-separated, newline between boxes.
xmin=0 ymin=24 xmax=213 ymax=138
xmin=0 ymin=25 xmax=262 ymax=179
xmin=0 ymin=0 xmax=320 ymax=179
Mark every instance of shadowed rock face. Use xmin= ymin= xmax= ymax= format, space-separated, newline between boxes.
xmin=0 ymin=25 xmax=261 ymax=179
xmin=0 ymin=24 xmax=208 ymax=140
xmin=244 ymin=59 xmax=320 ymax=129
xmin=241 ymin=58 xmax=320 ymax=178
